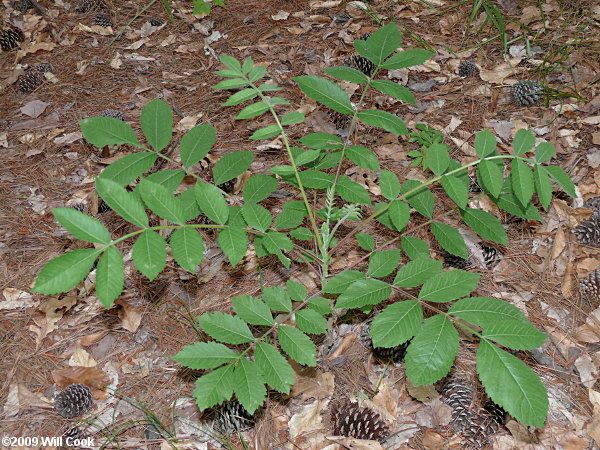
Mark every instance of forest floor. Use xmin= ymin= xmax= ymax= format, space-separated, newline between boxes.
xmin=1 ymin=0 xmax=600 ymax=449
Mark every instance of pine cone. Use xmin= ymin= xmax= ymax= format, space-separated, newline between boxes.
xmin=458 ymin=61 xmax=479 ymax=78
xmin=328 ymin=109 xmax=352 ymax=131
xmin=469 ymin=177 xmax=482 ymax=193
xmin=372 ymin=341 xmax=410 ymax=361
xmin=574 ymin=216 xmax=600 ymax=248
xmin=16 ymin=71 xmax=43 ymax=93
xmin=482 ymin=398 xmax=508 ymax=426
xmin=463 ymin=412 xmax=500 ymax=449
xmin=93 ymin=13 xmax=112 ymax=28
xmin=584 ymin=197 xmax=600 ymax=216
xmin=97 ymin=196 xmax=112 ymax=214
xmin=75 ymin=0 xmax=107 ymax=13
xmin=580 ymin=269 xmax=600 ymax=304
xmin=444 ymin=251 xmax=469 ymax=269
xmin=36 ymin=62 xmax=52 ymax=73
xmin=213 ymin=399 xmax=255 ymax=434
xmin=54 ymin=384 xmax=93 ymax=419
xmin=12 ymin=0 xmax=34 ymax=12
xmin=0 ymin=27 xmax=25 ymax=51
xmin=481 ymin=245 xmax=500 ymax=269
xmin=511 ymin=81 xmax=544 ymax=107
xmin=344 ymin=54 xmax=375 ymax=77
xmin=358 ymin=32 xmax=371 ymax=41
xmin=331 ymin=400 xmax=389 ymax=441
xmin=149 ymin=18 xmax=164 ymax=27
xmin=442 ymin=379 xmax=474 ymax=429
xmin=101 ymin=108 xmax=125 ymax=121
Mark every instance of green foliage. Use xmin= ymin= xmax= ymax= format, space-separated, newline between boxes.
xmin=33 ymin=23 xmax=577 ymax=428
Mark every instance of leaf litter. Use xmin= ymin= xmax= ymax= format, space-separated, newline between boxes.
xmin=1 ymin=0 xmax=599 ymax=447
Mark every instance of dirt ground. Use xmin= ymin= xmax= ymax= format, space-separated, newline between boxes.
xmin=1 ymin=0 xmax=600 ymax=448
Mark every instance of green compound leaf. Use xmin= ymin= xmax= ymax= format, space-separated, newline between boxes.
xmin=295 ymin=149 xmax=321 ymax=166
xmin=243 ymin=174 xmax=278 ymax=203
xmin=96 ymin=246 xmax=124 ymax=308
xmin=219 ymin=55 xmax=242 ymax=73
xmin=140 ymin=98 xmax=172 ymax=152
xmin=261 ymin=230 xmax=293 ymax=254
xmin=535 ymin=142 xmax=555 ymax=163
xmin=449 ymin=297 xmax=528 ymax=324
xmin=401 ymin=236 xmax=430 ymax=260
xmin=423 ymin=143 xmax=450 ymax=175
xmin=231 ymin=295 xmax=274 ymax=326
xmin=324 ymin=270 xmax=365 ymax=294
xmin=180 ymin=123 xmax=216 ymax=168
xmin=241 ymin=203 xmax=272 ymax=232
xmin=33 ymin=248 xmax=101 ymax=295
xmin=356 ymin=233 xmax=375 ymax=251
xmin=248 ymin=64 xmax=267 ymax=82
xmin=275 ymin=201 xmax=308 ymax=229
xmin=483 ymin=319 xmax=546 ymax=350
xmin=336 ymin=176 xmax=371 ymax=205
xmin=513 ymin=128 xmax=536 ymax=155
xmin=212 ymin=78 xmax=249 ymax=90
xmin=138 ymin=179 xmax=185 ymax=224
xmin=194 ymin=364 xmax=234 ymax=411
xmin=405 ymin=315 xmax=459 ymax=385
xmin=474 ymin=129 xmax=497 ymax=158
xmin=145 ymin=169 xmax=185 ymax=192
xmin=255 ymin=342 xmax=295 ymax=395
xmin=99 ymin=152 xmax=157 ymax=186
xmin=198 ymin=312 xmax=255 ymax=344
xmin=323 ymin=66 xmax=369 ymax=84
xmin=296 ymin=309 xmax=328 ymax=335
xmin=380 ymin=49 xmax=433 ymax=70
xmin=298 ymin=170 xmax=335 ymax=189
xmin=370 ymin=80 xmax=415 ymax=104
xmin=213 ymin=151 xmax=253 ymax=185
xmin=345 ymin=145 xmax=380 ymax=171
xmin=236 ymin=101 xmax=270 ymax=120
xmin=495 ymin=191 xmax=542 ymax=221
xmin=195 ymin=182 xmax=229 ymax=224
xmin=218 ymin=226 xmax=248 ymax=267
xmin=371 ymin=300 xmax=422 ymax=348
xmin=335 ymin=278 xmax=391 ymax=309
xmin=430 ymin=221 xmax=468 ymax=259
xmin=293 ymin=75 xmax=354 ymax=114
xmin=179 ymin=189 xmax=201 ymax=222
xmin=290 ymin=227 xmax=314 ymax=241
xmin=544 ymin=165 xmax=576 ymax=198
xmin=460 ymin=208 xmax=508 ymax=245
xmin=170 ymin=227 xmax=204 ymax=272
xmin=379 ymin=169 xmax=401 ymax=200
xmin=477 ymin=159 xmax=504 ymax=198
xmin=262 ymin=286 xmax=292 ymax=312
xmin=441 ymin=175 xmax=469 ymax=209
xmin=132 ymin=230 xmax=167 ymax=281
xmin=281 ymin=111 xmax=305 ymax=125
xmin=223 ymin=88 xmax=258 ymax=107
xmin=367 ymin=249 xmax=401 ymax=278
xmin=357 ymin=110 xmax=408 ymax=135
xmin=419 ymin=270 xmax=480 ymax=302
xmin=363 ymin=23 xmax=401 ymax=65
xmin=533 ymin=165 xmax=553 ymax=210
xmin=173 ymin=342 xmax=238 ymax=370
xmin=286 ymin=280 xmax=307 ymax=302
xmin=309 ymin=297 xmax=332 ymax=315
xmin=401 ymin=180 xmax=434 ymax=218
xmin=299 ymin=132 xmax=343 ymax=150
xmin=95 ymin=177 xmax=148 ymax=228
xmin=511 ymin=159 xmax=535 ymax=207
xmin=477 ymin=340 xmax=548 ymax=428
xmin=79 ymin=116 xmax=141 ymax=147
xmin=278 ymin=325 xmax=317 ymax=366
xmin=52 ymin=207 xmax=111 ymax=245
xmin=393 ymin=257 xmax=443 ymax=288
xmin=233 ymin=358 xmax=266 ymax=415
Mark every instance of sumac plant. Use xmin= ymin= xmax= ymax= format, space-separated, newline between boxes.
xmin=33 ymin=24 xmax=575 ymax=428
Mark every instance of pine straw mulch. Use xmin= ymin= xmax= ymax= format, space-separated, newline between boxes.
xmin=1 ymin=0 xmax=600 ymax=448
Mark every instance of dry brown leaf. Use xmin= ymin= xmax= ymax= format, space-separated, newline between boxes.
xmin=289 ymin=399 xmax=322 ymax=439
xmin=406 ymin=380 xmax=440 ymax=403
xmin=1 ymin=288 xmax=36 ymax=310
xmin=80 ymin=331 xmax=108 ymax=346
xmin=371 ymin=383 xmax=400 ymax=422
xmin=559 ymin=432 xmax=589 ymax=450
xmin=291 ymin=370 xmax=335 ymax=401
xmin=3 ymin=383 xmax=51 ymax=417
xmin=15 ymin=41 xmax=56 ymax=63
xmin=115 ymin=298 xmax=142 ymax=333
xmin=69 ymin=349 xmax=97 ymax=367
xmin=326 ymin=436 xmax=384 ymax=449
xmin=506 ymin=419 xmax=539 ymax=443
xmin=551 ymin=226 xmax=567 ymax=260
xmin=577 ymin=258 xmax=600 ymax=277
xmin=479 ymin=61 xmax=519 ymax=84
xmin=422 ymin=429 xmax=445 ymax=450
xmin=52 ymin=366 xmax=110 ymax=400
